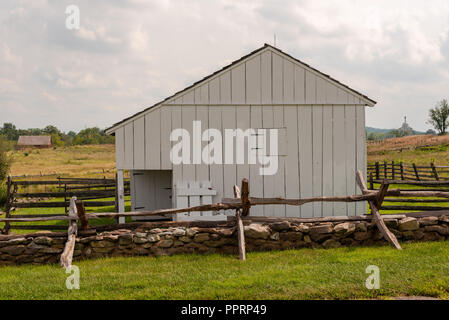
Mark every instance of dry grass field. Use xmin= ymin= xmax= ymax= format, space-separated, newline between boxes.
xmin=368 ymin=134 xmax=449 ymax=165
xmin=8 ymin=144 xmax=116 ymax=179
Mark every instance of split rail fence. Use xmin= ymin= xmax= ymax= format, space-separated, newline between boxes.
xmin=5 ymin=171 xmax=446 ymax=266
xmin=1 ymin=176 xmax=130 ymax=234
xmin=368 ymin=161 xmax=449 ymax=182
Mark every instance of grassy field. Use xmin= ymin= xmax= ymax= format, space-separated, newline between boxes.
xmin=8 ymin=144 xmax=116 ymax=178
xmin=0 ymin=242 xmax=448 ymax=300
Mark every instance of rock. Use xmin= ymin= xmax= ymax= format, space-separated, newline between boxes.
xmin=296 ymin=224 xmax=310 ymax=234
xmin=173 ymin=240 xmax=184 ymax=247
xmin=92 ymin=246 xmax=115 ymax=254
xmin=422 ymin=232 xmax=444 ymax=242
xmin=6 ymin=238 xmax=27 ymax=245
xmin=439 ymin=215 xmax=449 ymax=224
xmin=244 ymin=224 xmax=271 ymax=239
xmin=194 ymin=233 xmax=210 ymax=243
xmin=172 ymin=228 xmax=186 ymax=237
xmin=135 ymin=232 xmax=147 ymax=238
xmin=147 ymin=234 xmax=160 ymax=243
xmin=90 ymin=240 xmax=115 ymax=248
xmin=132 ymin=247 xmax=149 ymax=255
xmin=157 ymin=240 xmax=173 ymax=248
xmin=419 ymin=216 xmax=438 ymax=226
xmin=424 ymin=225 xmax=449 ymax=236
xmin=303 ymin=235 xmax=312 ymax=243
xmin=270 ymin=232 xmax=280 ymax=241
xmin=178 ymin=236 xmax=191 ymax=243
xmin=27 ymin=242 xmax=47 ymax=252
xmin=103 ymin=235 xmax=118 ymax=242
xmin=402 ymin=231 xmax=415 ymax=240
xmin=322 ymin=239 xmax=341 ymax=249
xmin=270 ymin=221 xmax=291 ymax=232
xmin=149 ymin=228 xmax=163 ymax=234
xmin=354 ymin=231 xmax=371 ymax=241
xmin=134 ymin=236 xmax=148 ymax=244
xmin=310 ymin=233 xmax=332 ymax=243
xmin=0 ymin=245 xmax=26 ymax=256
xmin=334 ymin=223 xmax=355 ymax=237
xmin=216 ymin=228 xmax=235 ymax=237
xmin=384 ymin=219 xmax=399 ymax=229
xmin=40 ymin=247 xmax=63 ymax=254
xmin=204 ymin=238 xmax=231 ymax=248
xmin=309 ymin=224 xmax=333 ymax=235
xmin=355 ymin=222 xmax=368 ymax=232
xmin=119 ymin=234 xmax=133 ymax=245
xmin=186 ymin=228 xmax=198 ymax=237
xmin=399 ymin=217 xmax=419 ymax=231
xmin=279 ymin=232 xmax=302 ymax=242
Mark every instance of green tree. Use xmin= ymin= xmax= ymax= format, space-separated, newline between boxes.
xmin=428 ymin=99 xmax=449 ymax=135
xmin=0 ymin=123 xmax=18 ymax=141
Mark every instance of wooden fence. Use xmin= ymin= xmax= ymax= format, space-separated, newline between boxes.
xmin=368 ymin=161 xmax=449 ymax=182
xmin=1 ymin=176 xmax=130 ymax=233
xmin=1 ymin=172 xmax=423 ymax=265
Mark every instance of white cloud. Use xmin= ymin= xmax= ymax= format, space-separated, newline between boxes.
xmin=0 ymin=0 xmax=449 ymax=132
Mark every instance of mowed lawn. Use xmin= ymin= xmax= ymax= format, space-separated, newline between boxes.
xmin=0 ymin=242 xmax=448 ymax=300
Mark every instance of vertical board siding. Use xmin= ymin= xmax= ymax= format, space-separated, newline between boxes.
xmin=273 ymin=106 xmax=285 ymax=216
xmin=181 ymin=106 xmax=196 ymax=182
xmin=298 ymin=106 xmax=313 ymax=217
xmin=146 ymin=109 xmax=161 ymax=170
xmin=345 ymin=104 xmax=357 ymax=216
xmin=231 ymin=64 xmax=246 ymax=104
xmin=133 ymin=117 xmax=145 ymax=170
xmin=246 ymin=56 xmax=261 ymax=104
xmin=294 ymin=65 xmax=305 ymax=103
xmin=249 ymin=105 xmax=264 ymax=216
xmin=283 ymin=60 xmax=294 ymax=104
xmin=209 ymin=106 xmax=224 ymax=204
xmin=160 ymin=107 xmax=172 ymax=170
xmin=333 ymin=107 xmax=347 ymax=215
xmin=322 ymin=106 xmax=334 ymax=216
xmin=305 ymin=71 xmax=316 ymax=104
xmin=262 ymin=105 xmax=275 ymax=216
xmin=260 ymin=51 xmax=272 ymax=104
xmin=196 ymin=106 xmax=209 ymax=182
xmin=171 ymin=104 xmax=182 ymax=202
xmin=356 ymin=104 xmax=367 ymax=215
xmin=124 ymin=122 xmax=134 ymax=168
xmin=222 ymin=106 xmax=237 ymax=214
xmin=284 ymin=106 xmax=300 ymax=217
xmin=236 ymin=106 xmax=250 ymax=187
xmin=115 ymin=127 xmax=125 ymax=169
xmin=220 ymin=71 xmax=231 ymax=104
xmin=312 ymin=106 xmax=323 ymax=217
xmin=272 ymin=54 xmax=283 ymax=104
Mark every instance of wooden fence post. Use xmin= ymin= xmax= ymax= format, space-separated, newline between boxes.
xmin=75 ymin=200 xmax=88 ymax=230
xmin=383 ymin=161 xmax=387 ymax=179
xmin=60 ymin=197 xmax=78 ymax=268
xmin=2 ymin=176 xmax=12 ymax=234
xmin=369 ymin=172 xmax=374 ymax=190
xmin=375 ymin=162 xmax=380 ymax=180
xmin=400 ymin=162 xmax=404 ymax=180
xmin=391 ymin=161 xmax=395 ymax=180
xmin=413 ymin=163 xmax=420 ymax=181
xmin=233 ymin=184 xmax=246 ymax=261
xmin=431 ymin=163 xmax=439 ymax=181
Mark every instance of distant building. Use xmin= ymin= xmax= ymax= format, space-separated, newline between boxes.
xmin=399 ymin=116 xmax=413 ymax=136
xmin=16 ymin=136 xmax=52 ymax=149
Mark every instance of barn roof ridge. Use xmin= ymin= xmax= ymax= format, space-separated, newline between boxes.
xmin=106 ymin=44 xmax=376 ymax=134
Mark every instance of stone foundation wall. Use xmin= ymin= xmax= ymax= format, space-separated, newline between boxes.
xmin=1 ymin=215 xmax=449 ymax=266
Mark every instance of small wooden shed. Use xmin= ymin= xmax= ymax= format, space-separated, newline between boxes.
xmin=106 ymin=44 xmax=376 ymax=221
xmin=16 ymin=136 xmax=52 ymax=149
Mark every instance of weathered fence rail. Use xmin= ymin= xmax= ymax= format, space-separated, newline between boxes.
xmin=1 ymin=172 xmax=407 ymax=264
xmin=1 ymin=176 xmax=130 ymax=233
xmin=368 ymin=161 xmax=449 ymax=181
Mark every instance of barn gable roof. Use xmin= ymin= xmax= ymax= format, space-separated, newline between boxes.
xmin=106 ymin=44 xmax=376 ymax=134
xmin=17 ymin=136 xmax=52 ymax=146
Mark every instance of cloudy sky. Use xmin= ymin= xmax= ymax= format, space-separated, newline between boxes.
xmin=1 ymin=0 xmax=449 ymax=133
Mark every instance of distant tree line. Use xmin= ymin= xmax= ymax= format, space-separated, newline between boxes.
xmin=0 ymin=123 xmax=114 ymax=149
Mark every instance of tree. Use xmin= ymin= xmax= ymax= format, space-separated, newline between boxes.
xmin=428 ymin=99 xmax=449 ymax=135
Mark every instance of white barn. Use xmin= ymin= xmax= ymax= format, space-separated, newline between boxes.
xmin=106 ymin=44 xmax=376 ymax=221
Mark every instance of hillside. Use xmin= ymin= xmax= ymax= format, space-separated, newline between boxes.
xmin=367 ymin=134 xmax=449 ymax=165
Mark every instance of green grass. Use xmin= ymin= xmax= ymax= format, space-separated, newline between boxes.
xmin=0 ymin=242 xmax=448 ymax=300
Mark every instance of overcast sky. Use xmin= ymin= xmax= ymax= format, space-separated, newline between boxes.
xmin=1 ymin=0 xmax=449 ymax=133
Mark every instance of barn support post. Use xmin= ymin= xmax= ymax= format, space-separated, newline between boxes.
xmin=2 ymin=176 xmax=12 ymax=234
xmin=116 ymin=169 xmax=126 ymax=224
